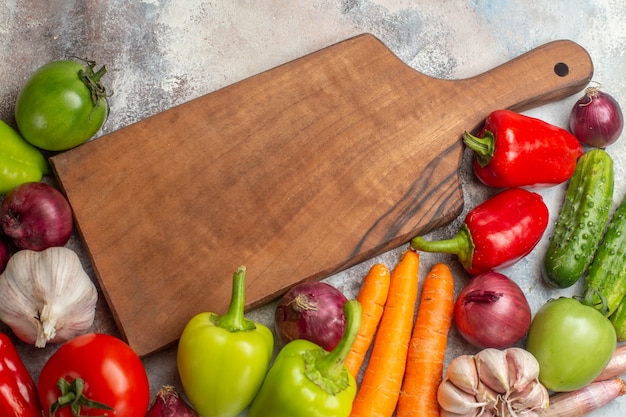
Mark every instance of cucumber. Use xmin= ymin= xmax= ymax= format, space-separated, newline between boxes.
xmin=610 ymin=297 xmax=626 ymax=341
xmin=582 ymin=192 xmax=626 ymax=316
xmin=542 ymin=149 xmax=614 ymax=288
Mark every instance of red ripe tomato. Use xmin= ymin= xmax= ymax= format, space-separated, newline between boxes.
xmin=38 ymin=333 xmax=150 ymax=417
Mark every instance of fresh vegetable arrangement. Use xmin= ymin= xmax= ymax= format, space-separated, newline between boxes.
xmin=1 ymin=49 xmax=626 ymax=417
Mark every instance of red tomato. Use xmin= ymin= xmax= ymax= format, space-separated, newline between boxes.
xmin=38 ymin=333 xmax=150 ymax=417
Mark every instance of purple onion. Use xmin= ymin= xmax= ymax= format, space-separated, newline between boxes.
xmin=275 ymin=281 xmax=347 ymax=351
xmin=570 ymin=86 xmax=624 ymax=148
xmin=1 ymin=182 xmax=73 ymax=251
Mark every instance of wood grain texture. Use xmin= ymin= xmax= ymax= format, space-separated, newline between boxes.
xmin=50 ymin=34 xmax=592 ymax=356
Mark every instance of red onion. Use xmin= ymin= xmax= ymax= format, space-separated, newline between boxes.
xmin=145 ymin=385 xmax=199 ymax=417
xmin=0 ymin=237 xmax=9 ymax=273
xmin=570 ymin=86 xmax=624 ymax=148
xmin=454 ymin=271 xmax=531 ymax=349
xmin=1 ymin=182 xmax=73 ymax=251
xmin=275 ymin=281 xmax=347 ymax=351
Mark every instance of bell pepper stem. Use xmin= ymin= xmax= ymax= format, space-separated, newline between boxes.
xmin=314 ymin=299 xmax=361 ymax=379
xmin=463 ymin=129 xmax=496 ymax=167
xmin=211 ymin=266 xmax=257 ymax=332
xmin=410 ymin=224 xmax=474 ymax=271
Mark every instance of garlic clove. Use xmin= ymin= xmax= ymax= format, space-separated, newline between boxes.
xmin=438 ymin=378 xmax=487 ymax=415
xmin=475 ymin=348 xmax=510 ymax=394
xmin=508 ymin=379 xmax=549 ymax=412
xmin=440 ymin=408 xmax=482 ymax=417
xmin=445 ymin=354 xmax=481 ymax=395
xmin=475 ymin=379 xmax=500 ymax=414
xmin=506 ymin=347 xmax=541 ymax=393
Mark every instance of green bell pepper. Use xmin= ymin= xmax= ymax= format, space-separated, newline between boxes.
xmin=176 ymin=265 xmax=273 ymax=417
xmin=0 ymin=120 xmax=49 ymax=194
xmin=247 ymin=299 xmax=361 ymax=417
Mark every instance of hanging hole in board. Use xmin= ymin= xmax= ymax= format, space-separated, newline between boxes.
xmin=554 ymin=62 xmax=569 ymax=77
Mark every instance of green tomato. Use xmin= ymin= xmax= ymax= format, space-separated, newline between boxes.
xmin=15 ymin=59 xmax=109 ymax=151
xmin=526 ymin=297 xmax=616 ymax=392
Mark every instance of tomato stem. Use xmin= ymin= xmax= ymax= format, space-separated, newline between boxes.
xmin=77 ymin=59 xmax=110 ymax=110
xmin=49 ymin=378 xmax=114 ymax=417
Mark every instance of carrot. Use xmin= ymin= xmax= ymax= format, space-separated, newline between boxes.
xmin=350 ymin=249 xmax=420 ymax=417
xmin=345 ymin=263 xmax=391 ymax=378
xmin=396 ymin=262 xmax=455 ymax=417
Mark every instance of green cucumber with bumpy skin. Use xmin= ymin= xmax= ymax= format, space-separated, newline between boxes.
xmin=582 ymin=192 xmax=626 ymax=316
xmin=542 ymin=149 xmax=614 ymax=288
xmin=610 ymin=298 xmax=626 ymax=341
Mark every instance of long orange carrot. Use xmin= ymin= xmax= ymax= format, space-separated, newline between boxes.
xmin=345 ymin=263 xmax=391 ymax=378
xmin=350 ymin=249 xmax=420 ymax=417
xmin=396 ymin=262 xmax=455 ymax=416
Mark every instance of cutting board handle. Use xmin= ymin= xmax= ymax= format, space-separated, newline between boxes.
xmin=457 ymin=39 xmax=593 ymax=119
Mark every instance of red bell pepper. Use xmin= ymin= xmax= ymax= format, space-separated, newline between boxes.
xmin=0 ymin=333 xmax=42 ymax=417
xmin=463 ymin=110 xmax=583 ymax=188
xmin=410 ymin=188 xmax=549 ymax=275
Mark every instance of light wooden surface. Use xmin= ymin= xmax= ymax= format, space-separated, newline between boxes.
xmin=50 ymin=34 xmax=592 ymax=356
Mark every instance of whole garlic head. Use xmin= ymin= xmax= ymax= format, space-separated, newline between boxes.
xmin=0 ymin=247 xmax=98 ymax=347
xmin=438 ymin=347 xmax=549 ymax=417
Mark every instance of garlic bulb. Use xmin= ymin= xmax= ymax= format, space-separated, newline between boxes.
xmin=0 ymin=247 xmax=98 ymax=348
xmin=438 ymin=347 xmax=549 ymax=417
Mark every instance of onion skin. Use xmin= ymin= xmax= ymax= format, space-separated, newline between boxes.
xmin=454 ymin=272 xmax=532 ymax=349
xmin=145 ymin=385 xmax=200 ymax=417
xmin=0 ymin=237 xmax=9 ymax=273
xmin=275 ymin=281 xmax=347 ymax=351
xmin=0 ymin=181 xmax=73 ymax=251
xmin=570 ymin=87 xmax=624 ymax=148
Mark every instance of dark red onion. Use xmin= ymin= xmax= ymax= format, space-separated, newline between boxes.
xmin=570 ymin=86 xmax=624 ymax=148
xmin=275 ymin=281 xmax=347 ymax=351
xmin=145 ymin=386 xmax=199 ymax=417
xmin=454 ymin=271 xmax=531 ymax=349
xmin=0 ymin=237 xmax=9 ymax=273
xmin=1 ymin=182 xmax=73 ymax=251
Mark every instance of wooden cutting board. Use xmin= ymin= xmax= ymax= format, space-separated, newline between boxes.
xmin=50 ymin=34 xmax=593 ymax=357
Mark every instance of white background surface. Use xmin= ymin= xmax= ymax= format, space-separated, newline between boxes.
xmin=2 ymin=1 xmax=626 ymax=415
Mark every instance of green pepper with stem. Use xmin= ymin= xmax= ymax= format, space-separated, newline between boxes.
xmin=176 ymin=265 xmax=273 ymax=417
xmin=247 ymin=299 xmax=361 ymax=417
xmin=0 ymin=120 xmax=49 ymax=194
